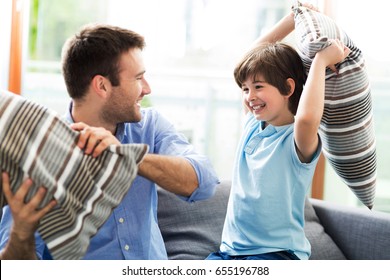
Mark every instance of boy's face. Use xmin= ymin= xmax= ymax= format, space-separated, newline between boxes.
xmin=241 ymin=75 xmax=293 ymax=126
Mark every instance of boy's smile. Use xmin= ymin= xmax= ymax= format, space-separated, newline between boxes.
xmin=242 ymin=75 xmax=293 ymax=126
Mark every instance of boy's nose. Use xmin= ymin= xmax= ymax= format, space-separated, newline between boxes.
xmin=248 ymin=90 xmax=257 ymax=101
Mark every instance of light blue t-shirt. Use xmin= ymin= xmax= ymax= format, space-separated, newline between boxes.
xmin=220 ymin=113 xmax=321 ymax=260
xmin=0 ymin=106 xmax=219 ymax=260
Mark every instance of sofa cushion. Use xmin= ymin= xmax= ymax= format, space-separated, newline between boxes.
xmin=292 ymin=3 xmax=377 ymax=209
xmin=304 ymin=198 xmax=346 ymax=259
xmin=0 ymin=90 xmax=148 ymax=260
xmin=157 ymin=180 xmax=345 ymax=260
xmin=157 ymin=180 xmax=230 ymax=260
xmin=311 ymin=198 xmax=390 ymax=260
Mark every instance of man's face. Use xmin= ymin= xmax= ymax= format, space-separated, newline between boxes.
xmin=102 ymin=48 xmax=151 ymax=124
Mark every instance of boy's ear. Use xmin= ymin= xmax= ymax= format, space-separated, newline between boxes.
xmin=91 ymin=75 xmax=110 ymax=98
xmin=286 ymin=78 xmax=295 ymax=97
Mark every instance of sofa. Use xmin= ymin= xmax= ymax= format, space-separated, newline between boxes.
xmin=157 ymin=180 xmax=390 ymax=260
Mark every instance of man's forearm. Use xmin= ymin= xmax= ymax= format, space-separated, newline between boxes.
xmin=0 ymin=230 xmax=37 ymax=260
xmin=138 ymin=154 xmax=198 ymax=196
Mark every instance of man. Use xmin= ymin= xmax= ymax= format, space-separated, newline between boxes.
xmin=0 ymin=24 xmax=219 ymax=259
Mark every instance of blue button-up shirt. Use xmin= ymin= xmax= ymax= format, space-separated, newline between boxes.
xmin=0 ymin=106 xmax=219 ymax=259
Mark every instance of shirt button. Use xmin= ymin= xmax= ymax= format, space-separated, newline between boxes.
xmin=124 ymin=245 xmax=130 ymax=251
xmin=119 ymin=218 xmax=124 ymax=223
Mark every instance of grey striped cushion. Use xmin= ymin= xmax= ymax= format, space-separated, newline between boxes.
xmin=0 ymin=90 xmax=148 ymax=259
xmin=292 ymin=5 xmax=377 ymax=209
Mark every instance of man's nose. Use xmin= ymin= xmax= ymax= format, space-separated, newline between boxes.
xmin=142 ymin=78 xmax=151 ymax=95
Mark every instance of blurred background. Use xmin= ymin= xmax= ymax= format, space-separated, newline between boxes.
xmin=1 ymin=0 xmax=389 ymax=212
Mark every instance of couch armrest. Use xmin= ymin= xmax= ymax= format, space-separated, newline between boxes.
xmin=310 ymin=198 xmax=390 ymax=260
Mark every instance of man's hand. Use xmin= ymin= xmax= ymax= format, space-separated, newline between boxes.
xmin=2 ymin=172 xmax=57 ymax=240
xmin=0 ymin=172 xmax=56 ymax=259
xmin=71 ymin=122 xmax=121 ymax=158
xmin=2 ymin=172 xmax=57 ymax=241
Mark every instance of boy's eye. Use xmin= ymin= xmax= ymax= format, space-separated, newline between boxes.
xmin=242 ymin=88 xmax=249 ymax=93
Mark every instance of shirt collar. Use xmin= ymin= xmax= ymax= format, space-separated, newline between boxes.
xmin=259 ymin=121 xmax=292 ymax=136
xmin=115 ymin=123 xmax=125 ymax=142
xmin=64 ymin=102 xmax=74 ymax=124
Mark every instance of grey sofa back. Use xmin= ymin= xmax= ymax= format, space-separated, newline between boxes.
xmin=310 ymin=198 xmax=390 ymax=260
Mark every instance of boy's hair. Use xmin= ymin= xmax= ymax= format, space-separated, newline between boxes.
xmin=61 ymin=24 xmax=146 ymax=99
xmin=234 ymin=43 xmax=307 ymax=115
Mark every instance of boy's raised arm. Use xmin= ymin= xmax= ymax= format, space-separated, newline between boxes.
xmin=251 ymin=11 xmax=295 ymax=47
xmin=294 ymin=40 xmax=350 ymax=163
xmin=251 ymin=2 xmax=319 ymax=48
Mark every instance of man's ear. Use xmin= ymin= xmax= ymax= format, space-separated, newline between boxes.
xmin=286 ymin=78 xmax=295 ymax=98
xmin=91 ymin=75 xmax=110 ymax=98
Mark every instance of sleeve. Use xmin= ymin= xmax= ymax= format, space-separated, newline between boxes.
xmin=151 ymin=109 xmax=220 ymax=202
xmin=0 ymin=207 xmax=12 ymax=251
xmin=292 ymin=132 xmax=323 ymax=168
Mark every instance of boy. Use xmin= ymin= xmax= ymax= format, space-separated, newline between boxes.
xmin=208 ymin=9 xmax=349 ymax=260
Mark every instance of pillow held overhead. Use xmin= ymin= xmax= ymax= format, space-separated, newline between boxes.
xmin=292 ymin=3 xmax=377 ymax=209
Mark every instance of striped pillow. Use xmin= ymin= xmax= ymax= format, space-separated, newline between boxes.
xmin=292 ymin=5 xmax=377 ymax=209
xmin=0 ymin=90 xmax=148 ymax=259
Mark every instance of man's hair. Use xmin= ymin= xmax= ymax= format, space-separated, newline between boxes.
xmin=61 ymin=24 xmax=146 ymax=99
xmin=234 ymin=43 xmax=307 ymax=115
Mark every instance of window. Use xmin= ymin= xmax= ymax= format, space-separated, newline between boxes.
xmin=22 ymin=0 xmax=291 ymax=181
xmin=9 ymin=0 xmax=390 ymax=212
